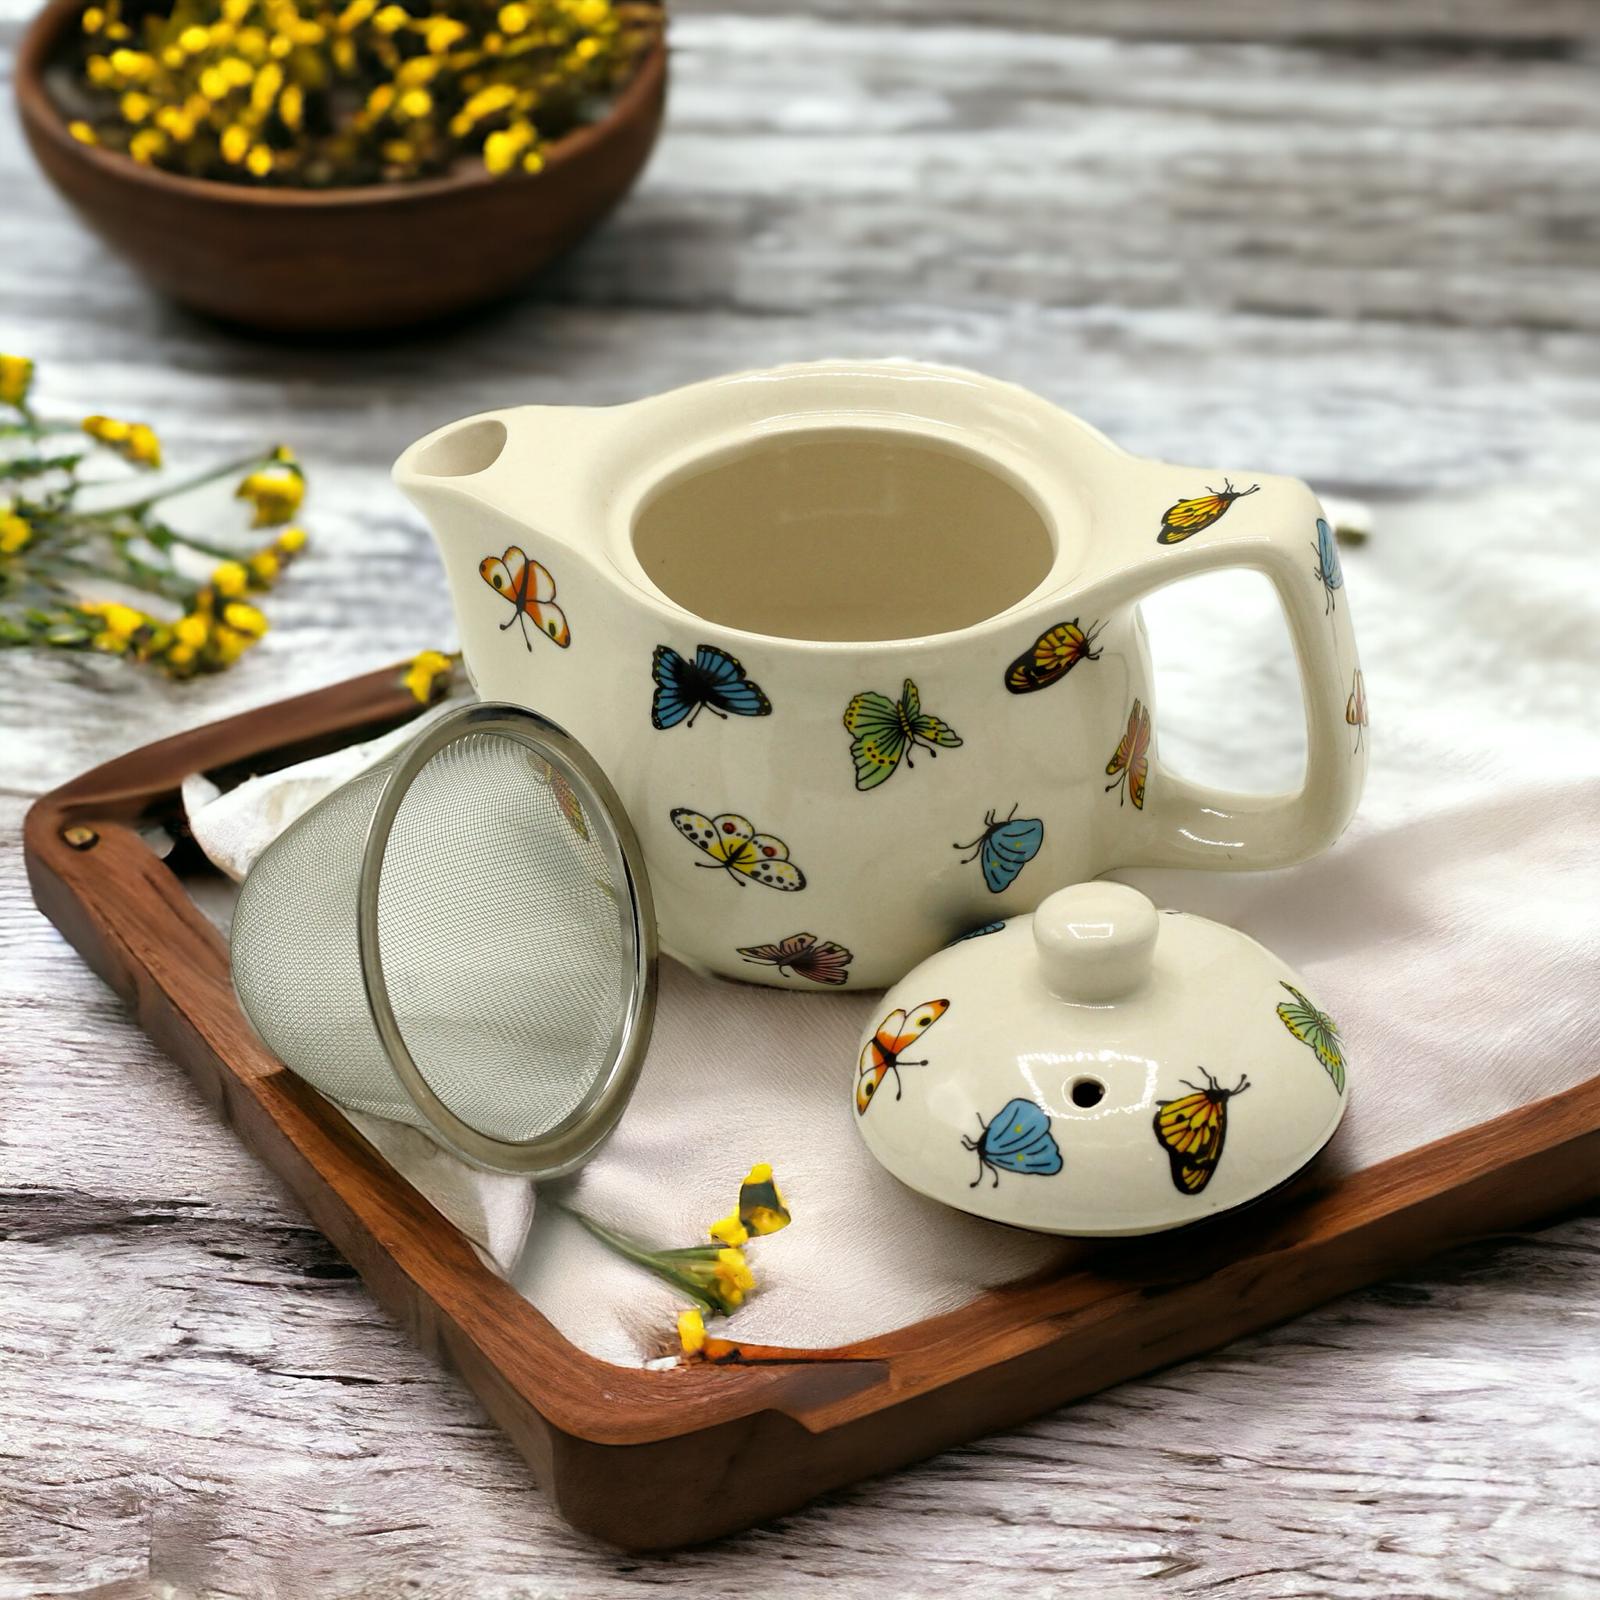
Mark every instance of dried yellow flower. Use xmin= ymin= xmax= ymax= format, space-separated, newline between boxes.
xmin=676 ymin=1308 xmax=706 ymax=1355
xmin=211 ymin=560 xmax=249 ymax=597
xmin=222 ymin=600 xmax=269 ymax=637
xmin=401 ymin=648 xmax=455 ymax=704
xmin=0 ymin=512 xmax=34 ymax=554
xmin=708 ymin=1210 xmax=749 ymax=1248
xmin=82 ymin=414 xmax=162 ymax=468
xmin=247 ymin=549 xmax=280 ymax=585
xmin=79 ymin=599 xmax=149 ymax=639
xmin=0 ymin=354 xmax=34 ymax=408
xmin=68 ymin=0 xmax=659 ymax=187
xmin=235 ymin=466 xmax=303 ymax=525
xmin=67 ymin=119 xmax=99 ymax=144
xmin=174 ymin=612 xmax=210 ymax=648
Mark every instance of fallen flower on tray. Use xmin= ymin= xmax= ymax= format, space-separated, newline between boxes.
xmin=558 ymin=1163 xmax=791 ymax=1349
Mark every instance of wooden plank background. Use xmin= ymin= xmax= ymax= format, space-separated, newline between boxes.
xmin=3 ymin=1 xmax=1598 ymax=1594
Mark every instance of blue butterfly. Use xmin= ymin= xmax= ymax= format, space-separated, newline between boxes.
xmin=953 ymin=805 xmax=1045 ymax=894
xmin=963 ymin=1098 xmax=1063 ymax=1188
xmin=946 ymin=920 xmax=1006 ymax=946
xmin=651 ymin=644 xmax=772 ymax=730
xmin=1313 ymin=518 xmax=1344 ymax=614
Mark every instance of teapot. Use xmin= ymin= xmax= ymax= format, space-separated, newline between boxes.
xmin=395 ymin=360 xmax=1364 ymax=988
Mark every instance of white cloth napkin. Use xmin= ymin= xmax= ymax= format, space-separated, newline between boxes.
xmin=186 ymin=482 xmax=1600 ymax=1366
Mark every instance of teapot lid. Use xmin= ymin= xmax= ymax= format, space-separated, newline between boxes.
xmin=852 ymin=882 xmax=1350 ymax=1236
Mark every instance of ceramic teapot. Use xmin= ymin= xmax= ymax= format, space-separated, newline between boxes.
xmin=395 ymin=360 xmax=1365 ymax=988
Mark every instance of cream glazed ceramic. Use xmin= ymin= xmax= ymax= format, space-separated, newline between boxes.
xmin=852 ymin=883 xmax=1350 ymax=1236
xmin=394 ymin=361 xmax=1366 ymax=989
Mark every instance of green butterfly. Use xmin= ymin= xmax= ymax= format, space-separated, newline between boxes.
xmin=843 ymin=678 xmax=963 ymax=792
xmin=1276 ymin=982 xmax=1346 ymax=1093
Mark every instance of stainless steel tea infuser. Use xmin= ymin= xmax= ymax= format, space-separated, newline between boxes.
xmin=231 ymin=702 xmax=656 ymax=1177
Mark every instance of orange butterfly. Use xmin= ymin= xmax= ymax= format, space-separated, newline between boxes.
xmin=855 ymin=999 xmax=949 ymax=1115
xmin=1003 ymin=617 xmax=1103 ymax=695
xmin=1156 ymin=480 xmax=1259 ymax=545
xmin=1152 ymin=1069 xmax=1250 ymax=1194
xmin=479 ymin=547 xmax=570 ymax=650
xmin=1346 ymin=667 xmax=1367 ymax=752
xmin=1104 ymin=698 xmax=1151 ymax=809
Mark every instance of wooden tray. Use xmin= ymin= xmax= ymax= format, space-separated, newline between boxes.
xmin=25 ymin=665 xmax=1600 ymax=1551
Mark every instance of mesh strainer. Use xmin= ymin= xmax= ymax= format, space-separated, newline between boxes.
xmin=231 ymin=702 xmax=656 ymax=1176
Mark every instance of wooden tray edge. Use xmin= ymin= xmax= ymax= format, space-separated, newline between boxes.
xmin=24 ymin=666 xmax=1600 ymax=1549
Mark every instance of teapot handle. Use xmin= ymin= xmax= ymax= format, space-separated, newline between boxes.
xmin=1090 ymin=476 xmax=1365 ymax=871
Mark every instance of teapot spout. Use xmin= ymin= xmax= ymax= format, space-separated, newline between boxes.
xmin=392 ymin=410 xmax=516 ymax=552
xmin=393 ymin=402 xmax=616 ymax=566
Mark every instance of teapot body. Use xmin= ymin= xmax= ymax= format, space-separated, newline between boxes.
xmin=399 ymin=362 xmax=1366 ymax=989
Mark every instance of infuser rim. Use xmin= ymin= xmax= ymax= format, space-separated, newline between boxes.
xmin=354 ymin=700 xmax=658 ymax=1177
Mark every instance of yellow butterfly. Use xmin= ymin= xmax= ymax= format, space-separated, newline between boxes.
xmin=670 ymin=809 xmax=805 ymax=890
xmin=1152 ymin=1069 xmax=1250 ymax=1194
xmin=1156 ymin=480 xmax=1260 ymax=545
xmin=1003 ymin=617 xmax=1103 ymax=695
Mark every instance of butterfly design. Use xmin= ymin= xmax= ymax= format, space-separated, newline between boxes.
xmin=1003 ymin=617 xmax=1104 ymax=695
xmin=531 ymin=754 xmax=590 ymax=841
xmin=963 ymin=1098 xmax=1063 ymax=1188
xmin=1104 ymin=698 xmax=1152 ymax=810
xmin=843 ymin=678 xmax=963 ymax=792
xmin=856 ymin=999 xmax=949 ymax=1114
xmin=651 ymin=644 xmax=772 ymax=730
xmin=1313 ymin=517 xmax=1344 ymax=613
xmin=946 ymin=920 xmax=1005 ymax=946
xmin=1156 ymin=480 xmax=1260 ymax=545
xmin=669 ymin=809 xmax=805 ymax=891
xmin=953 ymin=805 xmax=1045 ymax=894
xmin=737 ymin=932 xmax=853 ymax=987
xmin=1152 ymin=1069 xmax=1251 ymax=1194
xmin=1346 ymin=667 xmax=1368 ymax=753
xmin=478 ymin=547 xmax=570 ymax=650
xmin=1277 ymin=982 xmax=1346 ymax=1092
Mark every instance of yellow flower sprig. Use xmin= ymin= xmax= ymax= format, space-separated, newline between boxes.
xmin=561 ymin=1163 xmax=790 ymax=1334
xmin=0 ymin=353 xmax=309 ymax=678
xmin=66 ymin=0 xmax=663 ymax=189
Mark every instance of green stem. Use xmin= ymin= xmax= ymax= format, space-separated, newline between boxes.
xmin=52 ymin=550 xmax=195 ymax=608
xmin=92 ymin=448 xmax=275 ymax=518
xmin=561 ymin=1207 xmax=720 ymax=1311
xmin=143 ymin=515 xmax=247 ymax=564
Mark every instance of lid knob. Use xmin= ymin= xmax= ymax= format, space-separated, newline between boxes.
xmin=1033 ymin=881 xmax=1159 ymax=1003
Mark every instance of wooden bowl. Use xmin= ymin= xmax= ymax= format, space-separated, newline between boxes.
xmin=15 ymin=0 xmax=667 ymax=334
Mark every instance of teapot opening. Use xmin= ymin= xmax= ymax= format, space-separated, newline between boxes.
xmin=410 ymin=417 xmax=507 ymax=479
xmin=630 ymin=428 xmax=1055 ymax=642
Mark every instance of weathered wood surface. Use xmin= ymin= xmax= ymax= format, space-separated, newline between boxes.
xmin=3 ymin=1 xmax=1599 ymax=1594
